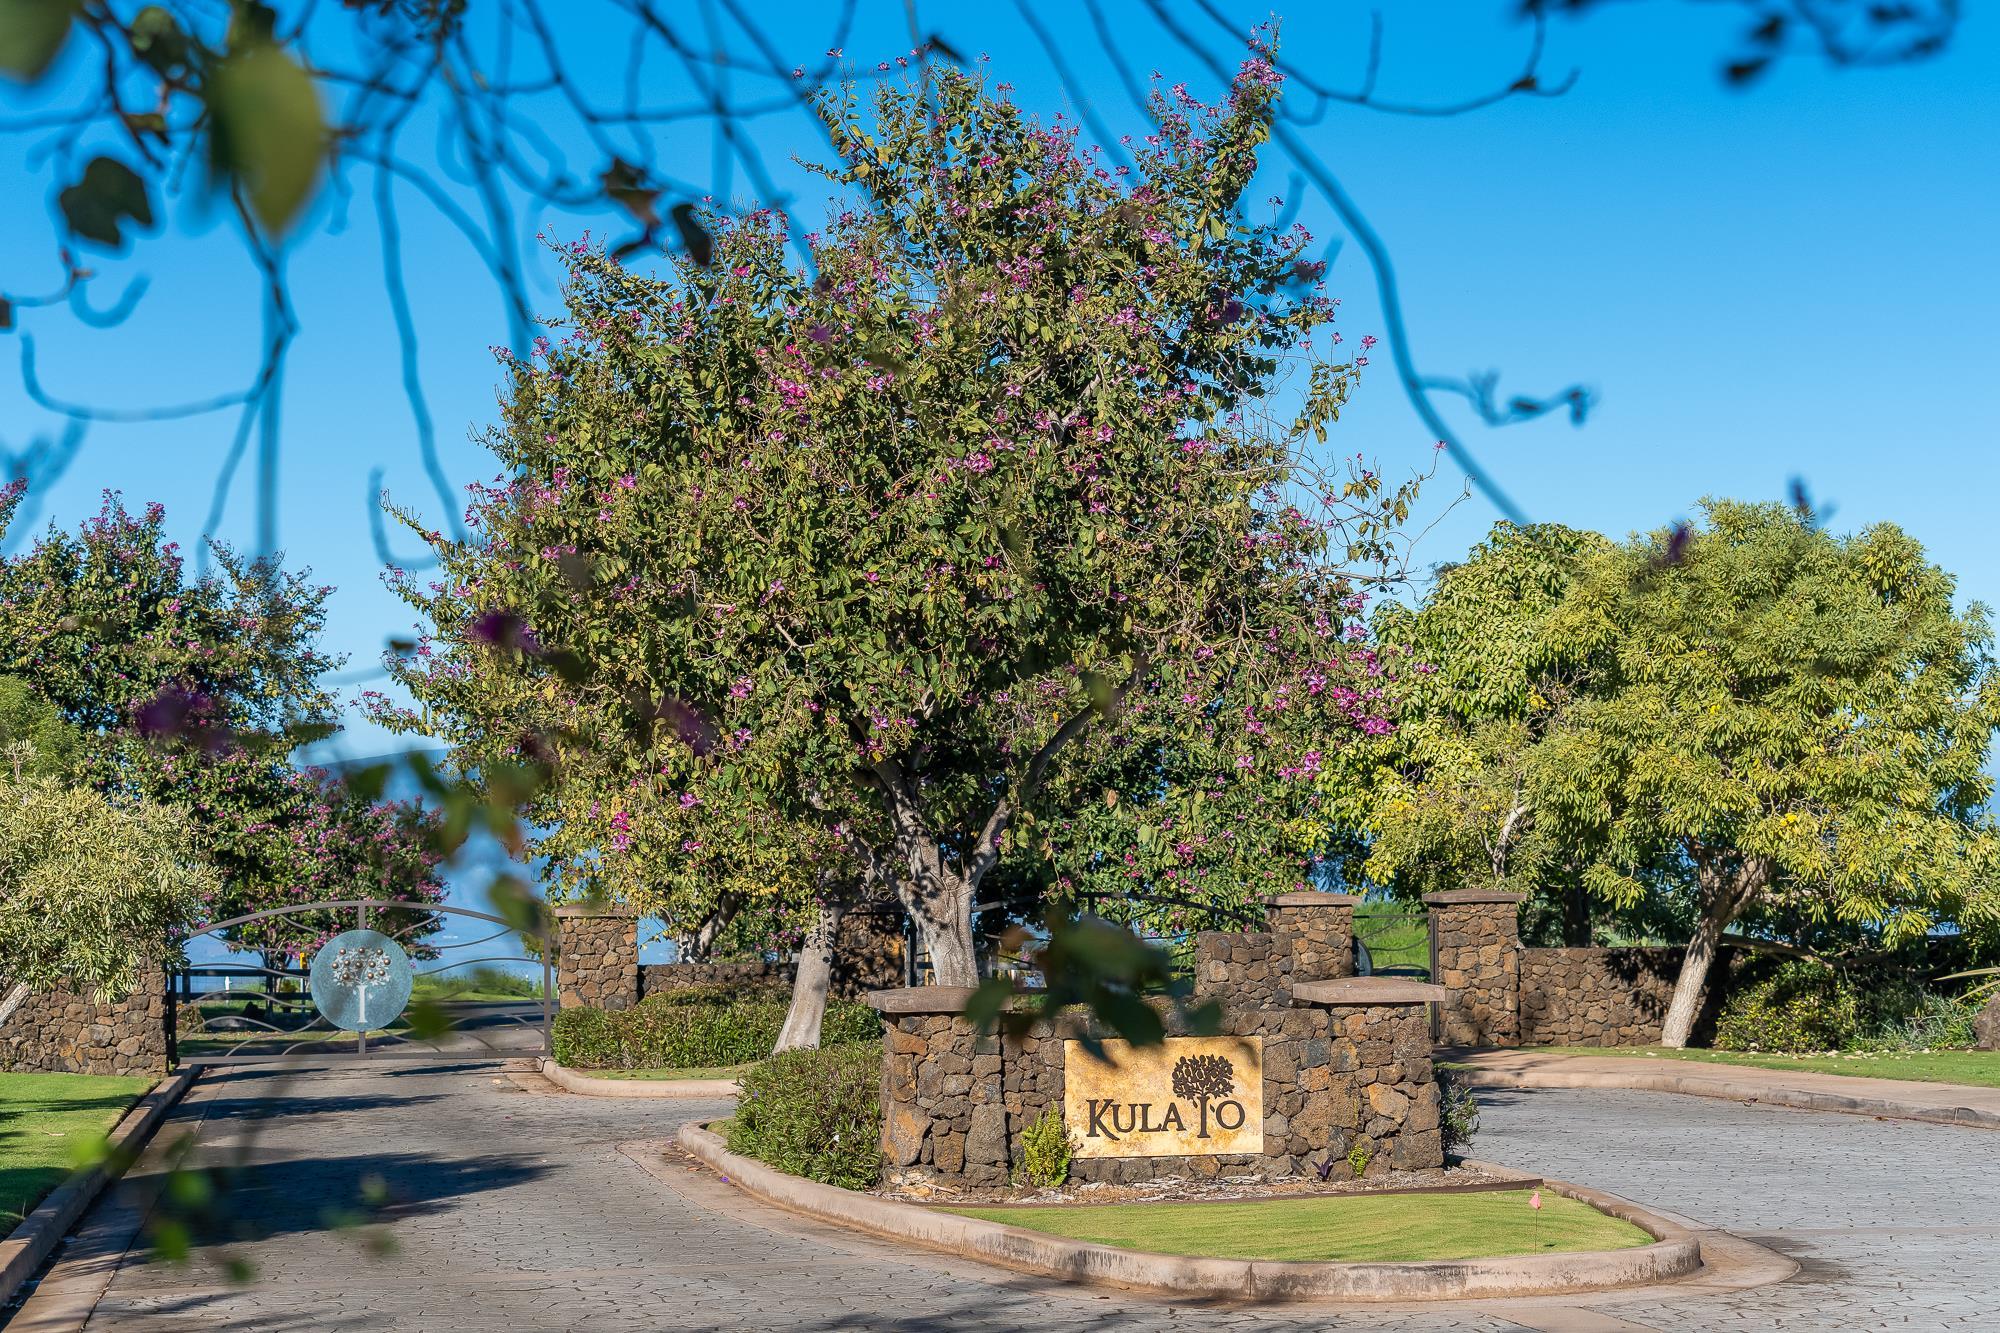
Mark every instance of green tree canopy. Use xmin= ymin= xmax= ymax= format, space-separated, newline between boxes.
xmin=1373 ymin=502 xmax=2000 ymax=1046
xmin=1366 ymin=522 xmax=1609 ymax=903
xmin=382 ymin=59 xmax=1416 ymax=985
xmin=0 ymin=776 xmax=218 ymax=1001
xmin=1538 ymin=500 xmax=2000 ymax=1043
xmin=0 ymin=673 xmax=81 ymax=781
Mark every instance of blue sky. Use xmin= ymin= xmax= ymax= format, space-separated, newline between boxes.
xmin=3 ymin=3 xmax=1995 ymax=774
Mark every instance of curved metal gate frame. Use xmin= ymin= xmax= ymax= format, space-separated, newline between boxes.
xmin=169 ymin=899 xmax=553 ymax=1065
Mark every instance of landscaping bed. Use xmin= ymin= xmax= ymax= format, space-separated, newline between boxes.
xmin=675 ymin=1121 xmax=1706 ymax=1301
xmin=0 ymin=1071 xmax=151 ymax=1224
xmin=1523 ymin=1045 xmax=2000 ymax=1089
xmin=942 ymin=1188 xmax=1651 ymax=1263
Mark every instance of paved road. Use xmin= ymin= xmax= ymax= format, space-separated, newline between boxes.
xmin=11 ymin=1063 xmax=1996 ymax=1331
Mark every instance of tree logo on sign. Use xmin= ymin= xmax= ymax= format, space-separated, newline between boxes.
xmin=1172 ymin=1053 xmax=1237 ymax=1138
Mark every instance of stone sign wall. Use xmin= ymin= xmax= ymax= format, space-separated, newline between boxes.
xmin=0 ymin=971 xmax=169 ymax=1077
xmin=868 ymin=948 xmax=1446 ymax=1190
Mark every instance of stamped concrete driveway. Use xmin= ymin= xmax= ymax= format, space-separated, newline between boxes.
xmin=8 ymin=1062 xmax=1996 ymax=1332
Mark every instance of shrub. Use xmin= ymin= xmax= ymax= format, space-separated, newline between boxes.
xmin=1851 ymin=987 xmax=1979 ymax=1052
xmin=819 ymin=999 xmax=884 ymax=1048
xmin=1015 ymin=1104 xmax=1072 ymax=1189
xmin=551 ymin=1005 xmax=621 ymax=1067
xmin=1713 ymin=962 xmax=1862 ymax=1052
xmin=552 ymin=992 xmax=881 ymax=1069
xmin=727 ymin=1042 xmax=883 ymax=1189
xmin=1437 ymin=1067 xmax=1480 ymax=1154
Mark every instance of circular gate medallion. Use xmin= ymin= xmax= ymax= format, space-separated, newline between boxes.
xmin=309 ymin=929 xmax=414 ymax=1032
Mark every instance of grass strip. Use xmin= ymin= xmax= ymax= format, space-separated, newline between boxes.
xmin=944 ymin=1188 xmax=1650 ymax=1263
xmin=0 ymin=1072 xmax=152 ymax=1225
xmin=1525 ymin=1046 xmax=2000 ymax=1090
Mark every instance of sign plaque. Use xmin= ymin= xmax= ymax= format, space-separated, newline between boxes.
xmin=1063 ymin=1036 xmax=1263 ymax=1159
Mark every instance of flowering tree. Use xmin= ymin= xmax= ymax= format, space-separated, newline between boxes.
xmin=0 ymin=487 xmax=445 ymax=956
xmin=383 ymin=57 xmax=1416 ymax=988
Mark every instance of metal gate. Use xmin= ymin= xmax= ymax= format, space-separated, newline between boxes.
xmin=169 ymin=899 xmax=553 ymax=1065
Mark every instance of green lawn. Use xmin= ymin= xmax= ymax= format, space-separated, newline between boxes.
xmin=1352 ymin=905 xmax=1429 ymax=975
xmin=945 ymin=1189 xmax=1650 ymax=1263
xmin=0 ymin=1072 xmax=152 ymax=1225
xmin=581 ymin=1063 xmax=755 ymax=1081
xmin=1526 ymin=1045 xmax=2000 ymax=1089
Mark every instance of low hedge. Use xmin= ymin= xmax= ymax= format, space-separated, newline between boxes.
xmin=553 ymin=990 xmax=880 ymax=1069
xmin=727 ymin=1042 xmax=883 ymax=1189
xmin=1713 ymin=961 xmax=1862 ymax=1053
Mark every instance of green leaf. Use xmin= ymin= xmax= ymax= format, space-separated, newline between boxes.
xmin=0 ymin=0 xmax=77 ymax=81
xmin=206 ymin=40 xmax=324 ymax=234
xmin=129 ymin=5 xmax=189 ymax=76
xmin=58 ymin=157 xmax=155 ymax=250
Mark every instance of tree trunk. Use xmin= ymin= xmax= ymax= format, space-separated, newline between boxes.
xmin=1563 ymin=885 xmax=1591 ymax=948
xmin=687 ymin=893 xmax=741 ymax=963
xmin=774 ymin=900 xmax=842 ymax=1053
xmin=904 ymin=874 xmax=979 ymax=988
xmin=0 ymin=981 xmax=28 ymax=1028
xmin=1660 ymin=854 xmax=1770 ymax=1048
xmin=869 ymin=776 xmax=985 ymax=988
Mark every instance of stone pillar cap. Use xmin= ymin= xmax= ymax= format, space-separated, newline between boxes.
xmin=1265 ymin=891 xmax=1363 ymax=908
xmin=863 ymin=986 xmax=983 ymax=1015
xmin=1421 ymin=890 xmax=1527 ymax=906
xmin=1293 ymin=977 xmax=1453 ymax=1006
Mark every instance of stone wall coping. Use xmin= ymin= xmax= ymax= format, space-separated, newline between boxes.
xmin=552 ymin=903 xmax=639 ymax=919
xmin=1293 ymin=978 xmax=1453 ymax=1006
xmin=1422 ymin=890 xmax=1527 ymax=906
xmin=863 ymin=986 xmax=983 ymax=1015
xmin=1265 ymin=892 xmax=1362 ymax=908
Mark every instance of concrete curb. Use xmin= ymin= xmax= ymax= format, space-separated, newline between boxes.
xmin=0 ymin=1067 xmax=198 ymax=1309
xmin=673 ymin=1123 xmax=1704 ymax=1302
xmin=539 ymin=1058 xmax=740 ymax=1099
xmin=1463 ymin=1064 xmax=2000 ymax=1131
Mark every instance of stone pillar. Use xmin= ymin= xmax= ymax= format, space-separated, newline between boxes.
xmin=1424 ymin=890 xmax=1524 ymax=1047
xmin=1191 ymin=930 xmax=1282 ymax=1006
xmin=1292 ymin=977 xmax=1451 ymax=1172
xmin=1268 ymin=891 xmax=1359 ymax=984
xmin=554 ymin=905 xmax=640 ymax=1011
xmin=864 ymin=987 xmax=1008 ymax=1186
